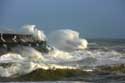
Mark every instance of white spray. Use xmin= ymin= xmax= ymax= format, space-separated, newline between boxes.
xmin=48 ymin=29 xmax=88 ymax=52
xmin=22 ymin=25 xmax=46 ymax=41
xmin=0 ymin=25 xmax=124 ymax=77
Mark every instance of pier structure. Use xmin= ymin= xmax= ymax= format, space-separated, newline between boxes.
xmin=0 ymin=33 xmax=48 ymax=52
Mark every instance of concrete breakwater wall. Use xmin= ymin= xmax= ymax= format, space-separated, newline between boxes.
xmin=0 ymin=33 xmax=48 ymax=53
xmin=0 ymin=33 xmax=36 ymax=43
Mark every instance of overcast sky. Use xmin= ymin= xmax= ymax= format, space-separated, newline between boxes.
xmin=0 ymin=0 xmax=125 ymax=38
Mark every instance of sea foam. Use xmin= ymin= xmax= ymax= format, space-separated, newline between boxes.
xmin=0 ymin=25 xmax=124 ymax=77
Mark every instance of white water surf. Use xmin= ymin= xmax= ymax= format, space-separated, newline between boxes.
xmin=0 ymin=25 xmax=124 ymax=77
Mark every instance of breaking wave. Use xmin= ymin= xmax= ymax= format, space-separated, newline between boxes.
xmin=48 ymin=29 xmax=88 ymax=52
xmin=0 ymin=25 xmax=124 ymax=77
xmin=22 ymin=25 xmax=46 ymax=41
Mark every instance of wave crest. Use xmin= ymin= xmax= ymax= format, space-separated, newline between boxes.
xmin=48 ymin=29 xmax=88 ymax=52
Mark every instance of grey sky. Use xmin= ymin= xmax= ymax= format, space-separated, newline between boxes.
xmin=0 ymin=0 xmax=125 ymax=38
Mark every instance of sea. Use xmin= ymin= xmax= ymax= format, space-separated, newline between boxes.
xmin=0 ymin=27 xmax=125 ymax=83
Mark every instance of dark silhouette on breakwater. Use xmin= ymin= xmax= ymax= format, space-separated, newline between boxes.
xmin=0 ymin=33 xmax=48 ymax=54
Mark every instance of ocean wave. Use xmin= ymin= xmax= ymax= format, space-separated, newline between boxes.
xmin=48 ymin=29 xmax=88 ymax=52
xmin=0 ymin=46 xmax=124 ymax=77
xmin=0 ymin=25 xmax=124 ymax=77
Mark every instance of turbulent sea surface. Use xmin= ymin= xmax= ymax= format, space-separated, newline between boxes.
xmin=0 ymin=39 xmax=124 ymax=83
xmin=0 ymin=26 xmax=125 ymax=83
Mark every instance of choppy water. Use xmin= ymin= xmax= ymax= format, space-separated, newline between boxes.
xmin=0 ymin=39 xmax=124 ymax=83
xmin=0 ymin=26 xmax=125 ymax=82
